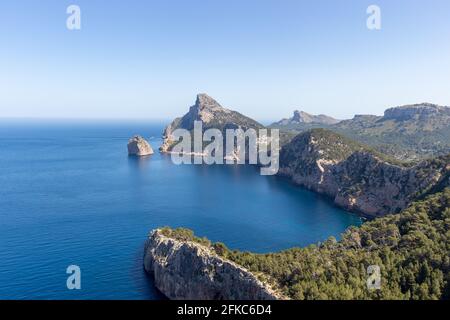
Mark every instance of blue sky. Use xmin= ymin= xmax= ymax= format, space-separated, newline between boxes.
xmin=0 ymin=0 xmax=449 ymax=121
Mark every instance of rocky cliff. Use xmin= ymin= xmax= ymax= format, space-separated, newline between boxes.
xmin=279 ymin=129 xmax=449 ymax=217
xmin=383 ymin=103 xmax=450 ymax=122
xmin=127 ymin=135 xmax=154 ymax=156
xmin=160 ymin=93 xmax=264 ymax=152
xmin=143 ymin=229 xmax=284 ymax=300
xmin=150 ymin=190 xmax=450 ymax=300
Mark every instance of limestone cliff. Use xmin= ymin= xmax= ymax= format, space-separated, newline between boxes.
xmin=160 ymin=93 xmax=264 ymax=153
xmin=279 ymin=129 xmax=449 ymax=217
xmin=143 ymin=229 xmax=284 ymax=300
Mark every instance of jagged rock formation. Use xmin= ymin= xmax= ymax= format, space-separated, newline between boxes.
xmin=160 ymin=94 xmax=264 ymax=153
xmin=127 ymin=135 xmax=154 ymax=156
xmin=279 ymin=128 xmax=449 ymax=217
xmin=273 ymin=103 xmax=450 ymax=161
xmin=273 ymin=110 xmax=340 ymax=126
xmin=143 ymin=229 xmax=284 ymax=300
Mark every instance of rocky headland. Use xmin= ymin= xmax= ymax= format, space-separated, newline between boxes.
xmin=160 ymin=93 xmax=264 ymax=153
xmin=279 ymin=128 xmax=449 ymax=217
xmin=145 ymin=97 xmax=450 ymax=300
xmin=145 ymin=189 xmax=450 ymax=300
xmin=143 ymin=228 xmax=285 ymax=300
xmin=159 ymin=96 xmax=450 ymax=217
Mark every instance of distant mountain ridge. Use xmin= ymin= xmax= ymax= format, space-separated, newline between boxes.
xmin=272 ymin=110 xmax=340 ymax=126
xmin=272 ymin=103 xmax=450 ymax=161
xmin=384 ymin=103 xmax=450 ymax=121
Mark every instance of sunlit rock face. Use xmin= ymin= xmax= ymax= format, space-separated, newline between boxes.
xmin=278 ymin=129 xmax=449 ymax=217
xmin=143 ymin=229 xmax=284 ymax=300
xmin=127 ymin=135 xmax=154 ymax=156
xmin=160 ymin=93 xmax=264 ymax=153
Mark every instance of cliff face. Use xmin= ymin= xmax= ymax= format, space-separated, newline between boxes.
xmin=383 ymin=103 xmax=450 ymax=122
xmin=279 ymin=129 xmax=449 ymax=217
xmin=160 ymin=94 xmax=264 ymax=152
xmin=144 ymin=229 xmax=283 ymax=300
xmin=127 ymin=135 xmax=154 ymax=156
xmin=148 ymin=191 xmax=450 ymax=300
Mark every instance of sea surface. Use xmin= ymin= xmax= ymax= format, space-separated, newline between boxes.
xmin=0 ymin=120 xmax=362 ymax=300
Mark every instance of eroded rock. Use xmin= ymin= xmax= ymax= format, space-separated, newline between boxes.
xmin=128 ymin=135 xmax=154 ymax=156
xmin=143 ymin=229 xmax=284 ymax=300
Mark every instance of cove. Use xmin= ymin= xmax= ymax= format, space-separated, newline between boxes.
xmin=0 ymin=120 xmax=362 ymax=299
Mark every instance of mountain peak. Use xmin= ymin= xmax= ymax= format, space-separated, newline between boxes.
xmin=292 ymin=110 xmax=310 ymax=122
xmin=274 ymin=110 xmax=340 ymax=126
xmin=195 ymin=94 xmax=224 ymax=111
xmin=160 ymin=94 xmax=263 ymax=152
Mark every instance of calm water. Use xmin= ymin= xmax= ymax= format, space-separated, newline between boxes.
xmin=0 ymin=120 xmax=362 ymax=300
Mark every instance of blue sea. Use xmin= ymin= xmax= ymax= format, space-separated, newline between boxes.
xmin=0 ymin=120 xmax=362 ymax=300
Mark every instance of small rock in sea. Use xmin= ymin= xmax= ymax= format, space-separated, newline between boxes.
xmin=127 ymin=135 xmax=154 ymax=156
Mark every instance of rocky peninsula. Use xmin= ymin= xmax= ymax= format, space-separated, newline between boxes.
xmin=160 ymin=93 xmax=264 ymax=153
xmin=144 ymin=228 xmax=284 ymax=300
xmin=145 ymin=189 xmax=450 ymax=300
xmin=279 ymin=129 xmax=449 ymax=217
xmin=145 ymin=96 xmax=450 ymax=300
xmin=158 ymin=94 xmax=449 ymax=217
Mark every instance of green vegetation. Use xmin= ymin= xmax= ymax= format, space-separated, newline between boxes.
xmin=162 ymin=189 xmax=450 ymax=300
xmin=159 ymin=227 xmax=212 ymax=247
xmin=281 ymin=128 xmax=411 ymax=168
xmin=272 ymin=104 xmax=450 ymax=161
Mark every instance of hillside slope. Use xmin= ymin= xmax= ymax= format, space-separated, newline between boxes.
xmin=279 ymin=129 xmax=450 ymax=216
xmin=221 ymin=188 xmax=450 ymax=300
xmin=271 ymin=103 xmax=450 ymax=161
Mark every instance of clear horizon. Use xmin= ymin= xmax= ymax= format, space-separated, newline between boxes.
xmin=0 ymin=98 xmax=446 ymax=125
xmin=1 ymin=0 xmax=450 ymax=120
